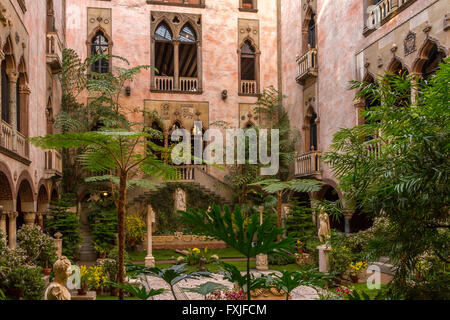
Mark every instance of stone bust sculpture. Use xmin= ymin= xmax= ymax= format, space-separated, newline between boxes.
xmin=317 ymin=208 xmax=331 ymax=244
xmin=44 ymin=256 xmax=72 ymax=300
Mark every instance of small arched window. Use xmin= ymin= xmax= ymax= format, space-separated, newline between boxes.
xmin=90 ymin=31 xmax=110 ymax=74
xmin=1 ymin=60 xmax=10 ymax=123
xmin=180 ymin=24 xmax=196 ymax=43
xmin=241 ymin=40 xmax=256 ymax=81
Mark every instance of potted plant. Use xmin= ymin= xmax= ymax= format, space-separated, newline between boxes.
xmin=349 ymin=261 xmax=367 ymax=283
xmin=78 ymin=265 xmax=89 ymax=295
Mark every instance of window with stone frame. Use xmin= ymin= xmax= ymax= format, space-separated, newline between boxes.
xmin=1 ymin=60 xmax=10 ymax=123
xmin=90 ymin=30 xmax=110 ymax=74
xmin=151 ymin=12 xmax=202 ymax=93
xmin=239 ymin=40 xmax=259 ymax=95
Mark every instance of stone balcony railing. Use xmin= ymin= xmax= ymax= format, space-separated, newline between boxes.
xmin=46 ymin=32 xmax=63 ymax=73
xmin=294 ymin=151 xmax=322 ymax=177
xmin=296 ymin=48 xmax=318 ymax=85
xmin=44 ymin=149 xmax=62 ymax=178
xmin=365 ymin=0 xmax=416 ymax=34
xmin=240 ymin=80 xmax=258 ymax=95
xmin=153 ymin=76 xmax=200 ymax=93
xmin=0 ymin=121 xmax=29 ymax=159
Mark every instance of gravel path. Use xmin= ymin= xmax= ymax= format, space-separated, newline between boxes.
xmin=142 ymin=269 xmax=319 ymax=300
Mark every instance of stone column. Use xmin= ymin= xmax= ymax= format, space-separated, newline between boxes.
xmin=8 ymin=212 xmax=18 ymax=249
xmin=145 ymin=205 xmax=155 ymax=267
xmin=197 ymin=40 xmax=202 ymax=92
xmin=256 ymin=206 xmax=268 ymax=271
xmin=411 ymin=73 xmax=420 ymax=107
xmin=54 ymin=232 xmax=63 ymax=258
xmin=23 ymin=212 xmax=36 ymax=225
xmin=317 ymin=244 xmax=331 ymax=273
xmin=7 ymin=71 xmax=18 ymax=152
xmin=19 ymin=85 xmax=31 ymax=157
xmin=173 ymin=40 xmax=180 ymax=91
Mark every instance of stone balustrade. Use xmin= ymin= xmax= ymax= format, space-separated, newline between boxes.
xmin=1 ymin=120 xmax=12 ymax=150
xmin=294 ymin=151 xmax=322 ymax=177
xmin=240 ymin=80 xmax=257 ymax=95
xmin=180 ymin=77 xmax=199 ymax=92
xmin=44 ymin=149 xmax=62 ymax=177
xmin=296 ymin=48 xmax=318 ymax=84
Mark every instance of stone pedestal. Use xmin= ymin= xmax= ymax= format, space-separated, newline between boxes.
xmin=70 ymin=290 xmax=97 ymax=300
xmin=54 ymin=232 xmax=63 ymax=258
xmin=256 ymin=254 xmax=268 ymax=271
xmin=317 ymin=244 xmax=331 ymax=273
xmin=8 ymin=212 xmax=18 ymax=249
xmin=23 ymin=212 xmax=36 ymax=225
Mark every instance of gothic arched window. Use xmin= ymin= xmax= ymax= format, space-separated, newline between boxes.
xmin=239 ymin=40 xmax=258 ymax=95
xmin=307 ymin=14 xmax=316 ymax=49
xmin=421 ymin=43 xmax=446 ymax=80
xmin=90 ymin=30 xmax=110 ymax=74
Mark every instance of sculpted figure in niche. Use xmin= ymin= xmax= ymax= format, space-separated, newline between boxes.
xmin=44 ymin=256 xmax=72 ymax=300
xmin=174 ymin=188 xmax=186 ymax=212
xmin=317 ymin=208 xmax=331 ymax=244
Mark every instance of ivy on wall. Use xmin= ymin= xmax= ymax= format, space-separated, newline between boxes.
xmin=149 ymin=183 xmax=218 ymax=235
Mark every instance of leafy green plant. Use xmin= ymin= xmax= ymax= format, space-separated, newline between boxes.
xmin=324 ymin=59 xmax=450 ymax=299
xmin=106 ymin=281 xmax=165 ymax=300
xmin=184 ymin=281 xmax=228 ymax=300
xmin=329 ymin=245 xmax=354 ymax=277
xmin=182 ymin=205 xmax=295 ymax=300
xmin=264 ymin=268 xmax=327 ymax=300
xmin=127 ymin=264 xmax=210 ymax=300
xmin=88 ymin=198 xmax=117 ymax=257
xmin=44 ymin=194 xmax=82 ymax=260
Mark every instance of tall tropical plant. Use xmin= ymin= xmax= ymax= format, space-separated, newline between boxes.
xmin=31 ymin=53 xmax=176 ymax=300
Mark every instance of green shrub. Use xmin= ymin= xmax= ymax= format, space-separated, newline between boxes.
xmin=45 ymin=194 xmax=82 ymax=260
xmin=88 ymin=199 xmax=117 ymax=257
xmin=268 ymin=252 xmax=296 ymax=266
xmin=17 ymin=224 xmax=58 ymax=268
xmin=125 ymin=216 xmax=146 ymax=250
xmin=329 ymin=245 xmax=354 ymax=277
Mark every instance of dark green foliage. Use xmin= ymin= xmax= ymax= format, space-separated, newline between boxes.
xmin=183 ymin=281 xmax=228 ymax=299
xmin=88 ymin=198 xmax=117 ymax=255
xmin=325 ymin=58 xmax=450 ymax=299
xmin=268 ymin=251 xmax=296 ymax=266
xmin=45 ymin=194 xmax=82 ymax=260
xmin=149 ymin=183 xmax=217 ymax=235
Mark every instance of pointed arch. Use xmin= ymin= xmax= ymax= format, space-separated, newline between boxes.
xmin=304 ymin=106 xmax=318 ymax=152
xmin=87 ymin=27 xmax=112 ymax=74
xmin=2 ymin=35 xmax=16 ymax=72
xmin=179 ymin=22 xmax=197 ymax=43
xmin=387 ymin=56 xmax=410 ymax=76
xmin=155 ymin=20 xmax=174 ymax=41
xmin=412 ymin=37 xmax=447 ymax=78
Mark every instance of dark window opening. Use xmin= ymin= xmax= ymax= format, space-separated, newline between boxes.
xmin=241 ymin=41 xmax=256 ymax=81
xmin=179 ymin=24 xmax=198 ymax=78
xmin=242 ymin=0 xmax=254 ymax=9
xmin=1 ymin=60 xmax=10 ymax=123
xmin=155 ymin=23 xmax=174 ymax=77
xmin=307 ymin=14 xmax=316 ymax=49
xmin=16 ymin=81 xmax=20 ymax=132
xmin=421 ymin=44 xmax=446 ymax=80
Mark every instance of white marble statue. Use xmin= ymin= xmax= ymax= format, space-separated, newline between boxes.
xmin=174 ymin=188 xmax=186 ymax=212
xmin=44 ymin=256 xmax=72 ymax=300
xmin=317 ymin=208 xmax=331 ymax=243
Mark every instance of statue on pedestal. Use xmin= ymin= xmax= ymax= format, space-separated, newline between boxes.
xmin=317 ymin=208 xmax=331 ymax=244
xmin=44 ymin=256 xmax=72 ymax=300
xmin=174 ymin=188 xmax=186 ymax=212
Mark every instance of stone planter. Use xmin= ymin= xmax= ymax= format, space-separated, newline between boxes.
xmin=182 ymin=235 xmax=192 ymax=242
xmin=350 ymin=275 xmax=359 ymax=283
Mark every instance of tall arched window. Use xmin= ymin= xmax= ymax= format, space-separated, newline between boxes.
xmin=1 ymin=60 xmax=10 ymax=123
xmin=16 ymin=79 xmax=20 ymax=132
xmin=154 ymin=22 xmax=174 ymax=90
xmin=307 ymin=14 xmax=316 ymax=49
xmin=179 ymin=23 xmax=198 ymax=88
xmin=47 ymin=0 xmax=55 ymax=32
xmin=90 ymin=30 xmax=110 ymax=73
xmin=239 ymin=40 xmax=258 ymax=95
xmin=388 ymin=59 xmax=410 ymax=108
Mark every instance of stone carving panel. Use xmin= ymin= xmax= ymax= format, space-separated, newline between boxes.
xmin=238 ymin=19 xmax=259 ymax=48
xmin=87 ymin=7 xmax=112 ymax=38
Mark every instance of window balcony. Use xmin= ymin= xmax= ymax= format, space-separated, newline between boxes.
xmin=364 ymin=0 xmax=416 ymax=35
xmin=44 ymin=150 xmax=62 ymax=179
xmin=296 ymin=48 xmax=318 ymax=85
xmin=153 ymin=76 xmax=200 ymax=93
xmin=46 ymin=32 xmax=63 ymax=74
xmin=294 ymin=151 xmax=322 ymax=178
xmin=0 ymin=121 xmax=30 ymax=163
xmin=240 ymin=80 xmax=258 ymax=95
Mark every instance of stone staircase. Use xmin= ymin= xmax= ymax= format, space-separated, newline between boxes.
xmin=79 ymin=225 xmax=97 ymax=262
xmin=127 ymin=165 xmax=234 ymax=213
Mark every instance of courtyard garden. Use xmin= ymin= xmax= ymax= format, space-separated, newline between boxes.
xmin=0 ymin=51 xmax=448 ymax=301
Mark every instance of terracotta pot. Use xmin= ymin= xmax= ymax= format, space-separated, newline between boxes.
xmin=78 ymin=283 xmax=87 ymax=296
xmin=42 ymin=267 xmax=52 ymax=276
xmin=110 ymin=286 xmax=119 ymax=297
xmin=350 ymin=275 xmax=359 ymax=283
xmin=242 ymin=3 xmax=252 ymax=9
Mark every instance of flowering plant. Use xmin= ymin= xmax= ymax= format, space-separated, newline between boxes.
xmin=80 ymin=265 xmax=108 ymax=290
xmin=183 ymin=247 xmax=218 ymax=266
xmin=335 ymin=286 xmax=353 ymax=299
xmin=206 ymin=289 xmax=245 ymax=300
xmin=349 ymin=261 xmax=367 ymax=276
